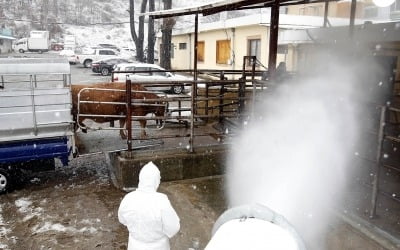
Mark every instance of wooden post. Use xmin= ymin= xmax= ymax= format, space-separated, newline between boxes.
xmin=323 ymin=0 xmax=329 ymax=28
xmin=219 ymin=71 xmax=225 ymax=124
xmin=268 ymin=0 xmax=280 ymax=81
xmin=189 ymin=13 xmax=199 ymax=153
xmin=349 ymin=0 xmax=357 ymax=37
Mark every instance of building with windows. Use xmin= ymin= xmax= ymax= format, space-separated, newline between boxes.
xmin=162 ymin=12 xmax=360 ymax=72
xmin=288 ymin=0 xmax=400 ymax=21
xmin=0 ymin=28 xmax=16 ymax=54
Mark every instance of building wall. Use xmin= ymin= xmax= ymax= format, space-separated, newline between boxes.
xmin=170 ymin=34 xmax=193 ymax=69
xmin=287 ymin=1 xmax=366 ymax=18
xmin=0 ymin=39 xmax=13 ymax=54
xmin=287 ymin=3 xmax=337 ymax=16
xmin=168 ymin=24 xmax=293 ymax=73
xmin=196 ymin=28 xmax=236 ymax=71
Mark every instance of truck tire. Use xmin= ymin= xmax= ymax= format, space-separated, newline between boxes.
xmin=19 ymin=49 xmax=25 ymax=53
xmin=101 ymin=67 xmax=110 ymax=76
xmin=84 ymin=59 xmax=92 ymax=68
xmin=38 ymin=50 xmax=43 ymax=54
xmin=0 ymin=168 xmax=13 ymax=194
xmin=171 ymin=85 xmax=184 ymax=94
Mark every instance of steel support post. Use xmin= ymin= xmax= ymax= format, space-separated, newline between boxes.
xmin=323 ymin=1 xmax=329 ymax=28
xmin=189 ymin=13 xmax=199 ymax=153
xmin=370 ymin=106 xmax=387 ymax=218
xmin=268 ymin=0 xmax=280 ymax=81
xmin=126 ymin=79 xmax=133 ymax=152
xmin=349 ymin=0 xmax=357 ymax=37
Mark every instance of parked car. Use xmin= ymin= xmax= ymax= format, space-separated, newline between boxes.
xmin=119 ymin=47 xmax=136 ymax=60
xmin=97 ymin=43 xmax=120 ymax=52
xmin=59 ymin=49 xmax=78 ymax=64
xmin=76 ymin=48 xmax=118 ymax=68
xmin=91 ymin=57 xmax=132 ymax=76
xmin=113 ymin=63 xmax=191 ymax=94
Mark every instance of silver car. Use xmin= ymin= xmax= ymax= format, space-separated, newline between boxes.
xmin=112 ymin=63 xmax=191 ymax=94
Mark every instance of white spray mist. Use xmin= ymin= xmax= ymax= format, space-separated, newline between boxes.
xmin=226 ymin=51 xmax=381 ymax=249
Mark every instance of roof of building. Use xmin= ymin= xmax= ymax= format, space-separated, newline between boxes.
xmin=279 ymin=21 xmax=400 ymax=44
xmin=168 ymin=13 xmax=364 ymax=36
xmin=0 ymin=34 xmax=16 ymax=40
xmin=144 ymin=0 xmax=339 ymax=19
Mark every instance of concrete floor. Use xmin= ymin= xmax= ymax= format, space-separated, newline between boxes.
xmin=0 ymin=150 xmax=399 ymax=249
xmin=3 ymin=113 xmax=396 ymax=249
xmin=73 ymin=121 xmax=400 ymax=249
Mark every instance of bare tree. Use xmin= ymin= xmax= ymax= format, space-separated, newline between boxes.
xmin=53 ymin=0 xmax=58 ymax=17
xmin=160 ymin=0 xmax=175 ymax=70
xmin=129 ymin=0 xmax=148 ymax=62
xmin=40 ymin=0 xmax=49 ymax=30
xmin=146 ymin=0 xmax=155 ymax=64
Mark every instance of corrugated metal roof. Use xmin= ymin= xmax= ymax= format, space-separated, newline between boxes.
xmin=143 ymin=0 xmax=339 ymax=19
xmin=166 ymin=13 xmax=363 ymax=36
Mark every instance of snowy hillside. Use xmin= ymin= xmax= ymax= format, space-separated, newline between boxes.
xmin=1 ymin=0 xmax=252 ymax=49
xmin=60 ymin=0 xmax=223 ymax=49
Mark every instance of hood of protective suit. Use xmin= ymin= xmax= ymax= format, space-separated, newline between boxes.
xmin=138 ymin=161 xmax=161 ymax=192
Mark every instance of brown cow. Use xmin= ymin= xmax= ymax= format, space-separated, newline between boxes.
xmin=71 ymin=82 xmax=166 ymax=139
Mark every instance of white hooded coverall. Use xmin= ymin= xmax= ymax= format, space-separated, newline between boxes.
xmin=118 ymin=161 xmax=180 ymax=250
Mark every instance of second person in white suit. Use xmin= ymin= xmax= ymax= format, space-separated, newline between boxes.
xmin=118 ymin=161 xmax=180 ymax=250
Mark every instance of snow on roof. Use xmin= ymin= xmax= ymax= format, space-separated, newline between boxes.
xmin=168 ymin=13 xmax=364 ymax=36
xmin=142 ymin=0 xmax=246 ymax=18
xmin=0 ymin=34 xmax=16 ymax=40
xmin=144 ymin=0 xmax=340 ymax=19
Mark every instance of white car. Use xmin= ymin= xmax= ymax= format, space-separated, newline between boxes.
xmin=119 ymin=47 xmax=136 ymax=60
xmin=59 ymin=49 xmax=78 ymax=64
xmin=112 ymin=63 xmax=191 ymax=94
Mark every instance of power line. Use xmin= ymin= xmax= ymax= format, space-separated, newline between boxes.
xmin=0 ymin=17 xmax=136 ymax=25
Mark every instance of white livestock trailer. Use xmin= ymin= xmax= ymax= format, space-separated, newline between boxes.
xmin=0 ymin=58 xmax=75 ymax=193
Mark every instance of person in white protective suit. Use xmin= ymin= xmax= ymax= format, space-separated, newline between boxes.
xmin=118 ymin=161 xmax=180 ymax=250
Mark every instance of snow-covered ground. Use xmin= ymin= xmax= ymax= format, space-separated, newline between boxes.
xmin=63 ymin=24 xmax=134 ymax=49
xmin=0 ymin=153 xmax=225 ymax=250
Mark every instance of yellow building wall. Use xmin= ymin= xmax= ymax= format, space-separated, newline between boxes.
xmin=170 ymin=34 xmax=192 ymax=70
xmin=197 ymin=28 xmax=236 ymax=71
xmin=169 ymin=25 xmax=295 ymax=72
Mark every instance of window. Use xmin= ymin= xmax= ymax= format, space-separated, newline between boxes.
xmin=179 ymin=43 xmax=187 ymax=50
xmin=280 ymin=7 xmax=288 ymax=14
xmin=134 ymin=67 xmax=151 ymax=76
xmin=197 ymin=41 xmax=205 ymax=62
xmin=99 ymin=50 xmax=116 ymax=55
xmin=171 ymin=43 xmax=174 ymax=59
xmin=248 ymin=39 xmax=261 ymax=61
xmin=216 ymin=40 xmax=230 ymax=64
xmin=151 ymin=67 xmax=167 ymax=76
xmin=108 ymin=59 xmax=118 ymax=64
